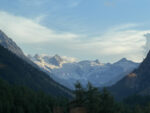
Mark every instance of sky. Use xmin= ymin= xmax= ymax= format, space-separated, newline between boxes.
xmin=0 ymin=0 xmax=150 ymax=63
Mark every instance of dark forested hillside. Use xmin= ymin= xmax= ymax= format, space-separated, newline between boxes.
xmin=0 ymin=77 xmax=70 ymax=113
xmin=109 ymin=51 xmax=150 ymax=100
xmin=0 ymin=77 xmax=150 ymax=113
xmin=0 ymin=45 xmax=72 ymax=98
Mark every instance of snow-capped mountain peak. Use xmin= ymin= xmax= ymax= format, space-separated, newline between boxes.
xmin=48 ymin=54 xmax=63 ymax=66
xmin=29 ymin=54 xmax=77 ymax=70
xmin=29 ymin=54 xmax=140 ymax=89
xmin=94 ymin=59 xmax=101 ymax=64
xmin=118 ymin=58 xmax=128 ymax=62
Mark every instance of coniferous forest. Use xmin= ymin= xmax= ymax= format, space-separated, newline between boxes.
xmin=1 ymin=78 xmax=150 ymax=113
xmin=0 ymin=43 xmax=150 ymax=113
xmin=1 ymin=0 xmax=150 ymax=113
xmin=0 ymin=77 xmax=69 ymax=113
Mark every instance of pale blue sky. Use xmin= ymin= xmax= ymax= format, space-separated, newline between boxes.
xmin=0 ymin=0 xmax=150 ymax=62
xmin=1 ymin=0 xmax=150 ymax=33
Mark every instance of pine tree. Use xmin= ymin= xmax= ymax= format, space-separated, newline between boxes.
xmin=99 ymin=88 xmax=116 ymax=113
xmin=74 ymin=81 xmax=85 ymax=107
xmin=85 ymin=82 xmax=101 ymax=113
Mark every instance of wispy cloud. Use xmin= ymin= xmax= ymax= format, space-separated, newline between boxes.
xmin=85 ymin=28 xmax=147 ymax=62
xmin=0 ymin=11 xmax=149 ymax=62
xmin=34 ymin=14 xmax=47 ymax=23
xmin=18 ymin=0 xmax=49 ymax=6
xmin=18 ymin=0 xmax=82 ymax=8
xmin=0 ymin=11 xmax=79 ymax=43
xmin=68 ymin=0 xmax=82 ymax=8
xmin=104 ymin=1 xmax=114 ymax=7
xmin=144 ymin=33 xmax=150 ymax=55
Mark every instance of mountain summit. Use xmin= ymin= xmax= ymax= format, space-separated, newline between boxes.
xmin=49 ymin=54 xmax=63 ymax=66
xmin=29 ymin=54 xmax=139 ymax=89
xmin=0 ymin=30 xmax=38 ymax=67
xmin=0 ymin=44 xmax=72 ymax=97
xmin=110 ymin=51 xmax=150 ymax=99
xmin=0 ymin=30 xmax=25 ymax=58
xmin=0 ymin=30 xmax=72 ymax=97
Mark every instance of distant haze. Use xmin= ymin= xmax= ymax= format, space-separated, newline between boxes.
xmin=144 ymin=33 xmax=150 ymax=55
xmin=0 ymin=0 xmax=150 ymax=62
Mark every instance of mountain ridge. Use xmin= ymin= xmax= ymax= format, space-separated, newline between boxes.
xmin=0 ymin=30 xmax=26 ymax=58
xmin=109 ymin=51 xmax=150 ymax=100
xmin=29 ymin=54 xmax=139 ymax=89
xmin=0 ymin=31 xmax=73 ymax=98
xmin=0 ymin=30 xmax=38 ymax=68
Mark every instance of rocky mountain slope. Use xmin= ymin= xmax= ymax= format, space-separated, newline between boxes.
xmin=0 ymin=30 xmax=27 ymax=59
xmin=0 ymin=30 xmax=40 ymax=70
xmin=0 ymin=32 xmax=72 ymax=98
xmin=110 ymin=51 xmax=150 ymax=100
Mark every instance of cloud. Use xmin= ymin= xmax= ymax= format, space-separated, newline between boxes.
xmin=61 ymin=24 xmax=149 ymax=62
xmin=144 ymin=33 xmax=150 ymax=55
xmin=85 ymin=29 xmax=147 ymax=62
xmin=0 ymin=11 xmax=149 ymax=62
xmin=0 ymin=11 xmax=79 ymax=44
xmin=18 ymin=0 xmax=82 ymax=9
xmin=18 ymin=0 xmax=49 ymax=6
xmin=68 ymin=0 xmax=82 ymax=8
xmin=34 ymin=15 xmax=47 ymax=23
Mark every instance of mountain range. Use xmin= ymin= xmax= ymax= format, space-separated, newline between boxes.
xmin=29 ymin=54 xmax=139 ymax=89
xmin=2 ymin=30 xmax=150 ymax=100
xmin=0 ymin=30 xmax=72 ymax=98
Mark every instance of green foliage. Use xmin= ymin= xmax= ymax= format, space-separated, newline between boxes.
xmin=85 ymin=82 xmax=101 ymax=113
xmin=72 ymin=81 xmax=150 ymax=113
xmin=73 ymin=82 xmax=126 ymax=113
xmin=0 ymin=78 xmax=68 ymax=113
xmin=74 ymin=81 xmax=85 ymax=106
xmin=1 ymin=78 xmax=150 ymax=113
xmin=124 ymin=94 xmax=150 ymax=107
xmin=2 ymin=44 xmax=150 ymax=113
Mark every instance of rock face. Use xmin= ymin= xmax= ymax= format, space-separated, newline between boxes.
xmin=0 ymin=30 xmax=39 ymax=67
xmin=110 ymin=51 xmax=150 ymax=100
xmin=0 ymin=30 xmax=72 ymax=97
xmin=0 ymin=30 xmax=25 ymax=58
xmin=29 ymin=54 xmax=139 ymax=89
xmin=49 ymin=55 xmax=63 ymax=66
